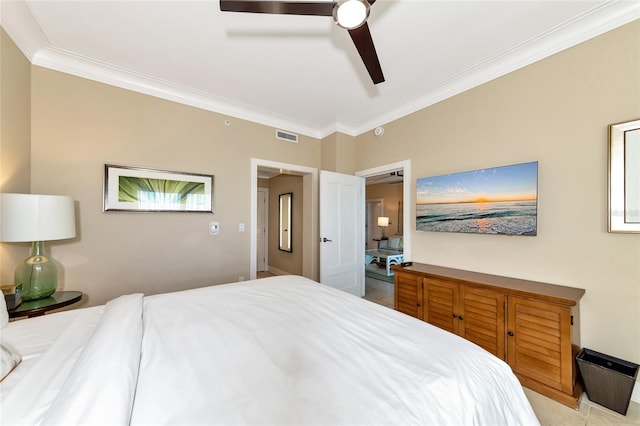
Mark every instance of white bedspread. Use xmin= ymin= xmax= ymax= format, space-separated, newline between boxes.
xmin=2 ymin=276 xmax=539 ymax=425
xmin=0 ymin=308 xmax=99 ymax=402
xmin=132 ymin=276 xmax=537 ymax=425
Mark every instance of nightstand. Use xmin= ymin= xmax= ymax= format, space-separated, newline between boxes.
xmin=8 ymin=291 xmax=83 ymax=319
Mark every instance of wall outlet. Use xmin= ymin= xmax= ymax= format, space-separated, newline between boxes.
xmin=238 ymin=276 xmax=245 ymax=282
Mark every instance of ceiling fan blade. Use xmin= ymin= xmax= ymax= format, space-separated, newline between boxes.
xmin=220 ymin=1 xmax=334 ymax=16
xmin=348 ymin=22 xmax=385 ymax=84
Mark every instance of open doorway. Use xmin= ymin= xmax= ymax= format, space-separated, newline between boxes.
xmin=250 ymin=159 xmax=318 ymax=281
xmin=257 ymin=171 xmax=304 ymax=276
xmin=356 ymin=160 xmax=411 ymax=307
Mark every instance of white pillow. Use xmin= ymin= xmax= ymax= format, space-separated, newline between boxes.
xmin=1 ymin=296 xmax=8 ymax=329
xmin=1 ymin=344 xmax=21 ymax=382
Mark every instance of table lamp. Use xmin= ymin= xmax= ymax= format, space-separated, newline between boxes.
xmin=0 ymin=193 xmax=76 ymax=301
xmin=377 ymin=216 xmax=389 ymax=239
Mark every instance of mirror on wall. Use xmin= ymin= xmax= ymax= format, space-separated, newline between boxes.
xmin=279 ymin=192 xmax=292 ymax=252
xmin=609 ymin=119 xmax=640 ymax=233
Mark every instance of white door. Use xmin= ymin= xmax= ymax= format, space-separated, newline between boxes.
xmin=320 ymin=170 xmax=365 ymax=296
xmin=256 ymin=188 xmax=268 ymax=272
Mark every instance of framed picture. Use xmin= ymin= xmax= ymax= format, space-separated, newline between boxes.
xmin=416 ymin=161 xmax=538 ymax=236
xmin=103 ymin=164 xmax=214 ymax=212
xmin=609 ymin=119 xmax=640 ymax=233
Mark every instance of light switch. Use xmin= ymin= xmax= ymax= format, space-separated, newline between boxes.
xmin=239 ymin=223 xmax=245 ymax=232
xmin=209 ymin=222 xmax=220 ymax=235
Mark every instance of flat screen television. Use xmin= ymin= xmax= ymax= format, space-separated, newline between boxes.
xmin=416 ymin=161 xmax=538 ymax=236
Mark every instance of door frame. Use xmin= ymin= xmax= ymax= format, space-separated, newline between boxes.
xmin=356 ymin=160 xmax=411 ymax=262
xmin=256 ymin=187 xmax=269 ymax=272
xmin=251 ymin=158 xmax=318 ymax=281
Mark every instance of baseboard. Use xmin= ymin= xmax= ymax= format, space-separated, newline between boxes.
xmin=266 ymin=266 xmax=292 ymax=276
xmin=517 ymin=373 xmax=580 ymax=409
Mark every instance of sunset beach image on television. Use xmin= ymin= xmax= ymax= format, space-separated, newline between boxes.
xmin=416 ymin=162 xmax=538 ymax=236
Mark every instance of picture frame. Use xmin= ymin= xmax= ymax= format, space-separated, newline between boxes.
xmin=278 ymin=192 xmax=293 ymax=252
xmin=416 ymin=161 xmax=538 ymax=236
xmin=103 ymin=164 xmax=214 ymax=213
xmin=609 ymin=119 xmax=640 ymax=233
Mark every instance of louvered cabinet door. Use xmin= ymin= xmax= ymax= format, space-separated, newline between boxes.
xmin=394 ymin=271 xmax=423 ymax=320
xmin=507 ymin=296 xmax=573 ymax=394
xmin=424 ymin=278 xmax=459 ymax=334
xmin=459 ymin=286 xmax=506 ymax=360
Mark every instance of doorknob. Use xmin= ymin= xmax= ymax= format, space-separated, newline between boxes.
xmin=321 ymin=237 xmax=333 ymax=242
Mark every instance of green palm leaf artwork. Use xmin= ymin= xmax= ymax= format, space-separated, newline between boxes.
xmin=119 ymin=176 xmax=205 ymax=209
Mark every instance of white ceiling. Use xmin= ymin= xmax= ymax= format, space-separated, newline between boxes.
xmin=2 ymin=1 xmax=638 ymax=139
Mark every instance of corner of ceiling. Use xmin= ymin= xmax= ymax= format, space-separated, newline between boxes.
xmin=0 ymin=0 xmax=50 ymax=61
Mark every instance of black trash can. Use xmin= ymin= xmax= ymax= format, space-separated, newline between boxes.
xmin=576 ymin=348 xmax=639 ymax=415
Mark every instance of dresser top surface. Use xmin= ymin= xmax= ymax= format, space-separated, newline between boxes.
xmin=393 ymin=263 xmax=585 ymax=305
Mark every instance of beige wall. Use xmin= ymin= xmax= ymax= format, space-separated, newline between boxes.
xmin=321 ymin=132 xmax=356 ymax=174
xmin=25 ymin=66 xmax=321 ymax=305
xmin=355 ymin=21 xmax=640 ymax=366
xmin=268 ymin=175 xmax=303 ymax=275
xmin=366 ymin=183 xmax=403 ymax=237
xmin=0 ymin=28 xmax=32 ymax=284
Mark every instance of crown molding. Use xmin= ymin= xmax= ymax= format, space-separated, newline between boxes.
xmin=32 ymin=47 xmax=325 ymax=139
xmin=0 ymin=0 xmax=49 ymax=60
xmin=352 ymin=1 xmax=640 ymax=136
xmin=3 ymin=0 xmax=639 ymax=140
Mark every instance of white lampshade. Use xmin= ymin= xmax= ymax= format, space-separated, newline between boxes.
xmin=0 ymin=193 xmax=76 ymax=242
xmin=377 ymin=216 xmax=389 ymax=227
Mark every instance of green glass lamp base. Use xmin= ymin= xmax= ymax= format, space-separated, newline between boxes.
xmin=14 ymin=241 xmax=58 ymax=301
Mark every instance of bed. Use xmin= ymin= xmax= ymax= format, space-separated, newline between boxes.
xmin=1 ymin=275 xmax=539 ymax=425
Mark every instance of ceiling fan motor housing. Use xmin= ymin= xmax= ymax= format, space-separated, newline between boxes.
xmin=333 ymin=0 xmax=370 ymax=30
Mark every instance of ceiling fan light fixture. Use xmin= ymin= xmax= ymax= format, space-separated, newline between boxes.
xmin=333 ymin=0 xmax=370 ymax=30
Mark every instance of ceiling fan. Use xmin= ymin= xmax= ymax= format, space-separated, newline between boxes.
xmin=367 ymin=171 xmax=403 ymax=185
xmin=219 ymin=0 xmax=385 ymax=84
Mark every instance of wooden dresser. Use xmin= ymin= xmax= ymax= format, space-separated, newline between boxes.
xmin=392 ymin=262 xmax=585 ymax=408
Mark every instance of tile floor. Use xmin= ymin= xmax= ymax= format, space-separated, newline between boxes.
xmin=525 ymin=387 xmax=640 ymax=425
xmin=257 ymin=272 xmax=640 ymax=425
xmin=363 ymin=275 xmax=395 ymax=308
xmin=362 ymin=278 xmax=640 ymax=426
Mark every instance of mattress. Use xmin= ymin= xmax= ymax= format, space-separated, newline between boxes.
xmin=1 ymin=275 xmax=539 ymax=425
